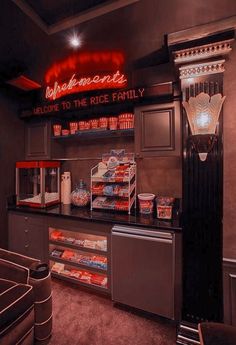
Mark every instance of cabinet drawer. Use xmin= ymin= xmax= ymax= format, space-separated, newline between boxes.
xmin=8 ymin=212 xmax=47 ymax=262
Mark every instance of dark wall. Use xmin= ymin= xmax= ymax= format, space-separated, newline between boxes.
xmin=0 ymin=91 xmax=24 ymax=248
xmin=223 ymin=41 xmax=236 ymax=259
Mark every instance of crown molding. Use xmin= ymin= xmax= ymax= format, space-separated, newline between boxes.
xmin=173 ymin=39 xmax=233 ymax=64
xmin=12 ymin=0 xmax=139 ymax=35
xmin=168 ymin=15 xmax=236 ymax=46
xmin=12 ymin=0 xmax=48 ymax=34
xmin=179 ymin=59 xmax=225 ymax=79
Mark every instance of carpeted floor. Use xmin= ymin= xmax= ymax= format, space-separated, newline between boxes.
xmin=48 ymin=279 xmax=176 ymax=345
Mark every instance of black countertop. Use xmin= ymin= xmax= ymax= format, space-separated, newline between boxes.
xmin=8 ymin=202 xmax=182 ymax=232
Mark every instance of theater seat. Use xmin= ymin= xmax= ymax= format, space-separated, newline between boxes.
xmin=198 ymin=322 xmax=236 ymax=345
xmin=0 ymin=278 xmax=34 ymax=344
xmin=0 ymin=249 xmax=52 ymax=343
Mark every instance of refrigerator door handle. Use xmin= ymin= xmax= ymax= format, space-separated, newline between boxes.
xmin=112 ymin=225 xmax=173 ymax=240
xmin=112 ymin=231 xmax=173 ymax=244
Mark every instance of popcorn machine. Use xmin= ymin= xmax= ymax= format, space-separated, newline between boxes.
xmin=16 ymin=161 xmax=60 ymax=208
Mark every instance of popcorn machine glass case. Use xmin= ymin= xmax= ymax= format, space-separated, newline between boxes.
xmin=16 ymin=161 xmax=60 ymax=208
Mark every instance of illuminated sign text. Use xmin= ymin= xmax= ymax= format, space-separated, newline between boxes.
xmin=45 ymin=70 xmax=127 ymax=100
xmin=33 ymin=88 xmax=145 ymax=115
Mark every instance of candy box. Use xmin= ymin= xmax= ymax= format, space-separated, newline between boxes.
xmin=156 ymin=197 xmax=175 ymax=219
xmin=69 ymin=122 xmax=78 ymax=134
xmin=53 ymin=124 xmax=62 ymax=136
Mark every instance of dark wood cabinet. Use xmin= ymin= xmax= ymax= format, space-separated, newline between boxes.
xmin=134 ymin=101 xmax=181 ymax=157
xmin=25 ymin=121 xmax=50 ymax=160
xmin=8 ymin=212 xmax=48 ymax=262
xmin=25 ymin=120 xmax=64 ymax=160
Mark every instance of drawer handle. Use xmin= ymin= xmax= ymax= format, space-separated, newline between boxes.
xmin=25 ymin=244 xmax=29 ymax=248
xmin=24 ymin=217 xmax=28 ymax=221
xmin=24 ymin=229 xmax=29 ymax=233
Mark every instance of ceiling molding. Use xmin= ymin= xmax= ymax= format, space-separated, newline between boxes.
xmin=12 ymin=0 xmax=49 ymax=34
xmin=49 ymin=0 xmax=140 ymax=34
xmin=12 ymin=0 xmax=139 ymax=35
xmin=168 ymin=15 xmax=236 ymax=46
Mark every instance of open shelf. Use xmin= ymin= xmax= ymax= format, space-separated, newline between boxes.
xmin=49 ymin=239 xmax=107 ymax=254
xmin=49 ymin=256 xmax=107 ymax=273
xmin=51 ymin=272 xmax=109 ymax=293
xmin=52 ymin=128 xmax=134 ymax=140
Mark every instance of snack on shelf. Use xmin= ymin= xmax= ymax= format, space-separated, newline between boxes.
xmin=79 ymin=121 xmax=90 ymax=130
xmin=80 ymin=271 xmax=92 ymax=283
xmin=103 ymin=198 xmax=115 ymax=209
xmin=99 ymin=117 xmax=108 ymax=129
xmin=95 ymin=240 xmax=107 ymax=251
xmin=103 ymin=170 xmax=114 ymax=179
xmin=92 ymin=197 xmax=107 ymax=208
xmin=69 ymin=122 xmax=78 ymax=134
xmin=138 ymin=193 xmax=155 ymax=214
xmin=64 ymin=237 xmax=75 ymax=244
xmin=78 ymin=121 xmax=85 ymax=130
xmin=115 ymin=200 xmax=129 ymax=211
xmin=79 ymin=255 xmax=91 ymax=266
xmin=108 ymin=117 xmax=118 ymax=130
xmin=51 ymin=249 xmax=64 ymax=258
xmin=62 ymin=129 xmax=70 ymax=136
xmin=84 ymin=121 xmax=90 ymax=130
xmin=70 ymin=269 xmax=82 ymax=279
xmin=53 ymin=124 xmax=62 ymax=136
xmin=61 ymin=250 xmax=75 ymax=260
xmin=91 ymin=274 xmax=107 ymax=287
xmin=51 ymin=262 xmax=65 ymax=273
xmin=156 ymin=197 xmax=175 ymax=219
xmin=84 ymin=239 xmax=96 ymax=249
xmin=74 ymin=239 xmax=85 ymax=247
xmin=103 ymin=185 xmax=114 ymax=196
xmin=90 ymin=119 xmax=99 ymax=129
xmin=92 ymin=183 xmax=104 ymax=195
xmin=50 ymin=230 xmax=65 ymax=242
xmin=90 ymin=256 xmax=107 ymax=269
xmin=118 ymin=113 xmax=134 ymax=129
xmin=61 ymin=269 xmax=71 ymax=277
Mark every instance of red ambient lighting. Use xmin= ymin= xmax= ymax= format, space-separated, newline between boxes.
xmin=6 ymin=75 xmax=41 ymax=91
xmin=44 ymin=51 xmax=127 ymax=100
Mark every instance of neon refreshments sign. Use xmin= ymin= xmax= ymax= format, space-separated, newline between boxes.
xmin=45 ymin=70 xmax=127 ymax=101
xmin=44 ymin=51 xmax=127 ymax=100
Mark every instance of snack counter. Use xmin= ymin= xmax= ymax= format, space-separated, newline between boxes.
xmin=8 ymin=202 xmax=182 ymax=318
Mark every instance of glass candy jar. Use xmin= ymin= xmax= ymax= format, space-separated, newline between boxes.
xmin=71 ymin=179 xmax=90 ymax=207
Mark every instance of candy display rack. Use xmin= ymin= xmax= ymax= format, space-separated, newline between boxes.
xmin=49 ymin=227 xmax=109 ymax=293
xmin=90 ymin=150 xmax=136 ymax=214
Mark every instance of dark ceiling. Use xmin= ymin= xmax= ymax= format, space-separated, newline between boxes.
xmin=25 ymin=0 xmax=110 ymax=25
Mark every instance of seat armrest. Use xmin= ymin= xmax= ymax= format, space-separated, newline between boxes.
xmin=0 ymin=249 xmax=40 ymax=269
xmin=0 ymin=258 xmax=29 ymax=284
xmin=198 ymin=322 xmax=236 ymax=345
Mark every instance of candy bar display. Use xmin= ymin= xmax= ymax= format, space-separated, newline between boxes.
xmin=51 ymin=262 xmax=108 ymax=288
xmin=156 ymin=197 xmax=175 ymax=219
xmin=50 ymin=247 xmax=107 ymax=270
xmin=50 ymin=229 xmax=107 ymax=252
xmin=16 ymin=161 xmax=60 ymax=208
xmin=91 ymin=150 xmax=136 ymax=214
xmin=49 ymin=226 xmax=109 ymax=291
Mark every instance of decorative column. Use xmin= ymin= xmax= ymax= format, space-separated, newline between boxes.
xmin=172 ymin=38 xmax=233 ymax=344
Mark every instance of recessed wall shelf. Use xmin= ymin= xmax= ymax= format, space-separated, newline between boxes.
xmin=52 ymin=128 xmax=134 ymax=140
